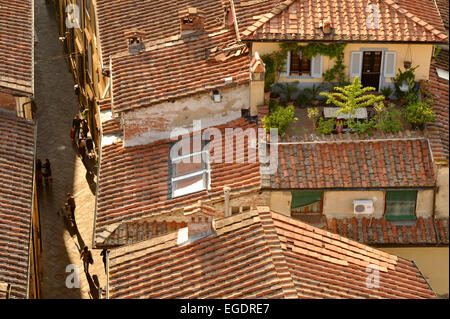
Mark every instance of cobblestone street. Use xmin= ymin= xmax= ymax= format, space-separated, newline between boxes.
xmin=34 ymin=0 xmax=105 ymax=299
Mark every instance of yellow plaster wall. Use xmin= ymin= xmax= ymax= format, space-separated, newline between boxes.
xmin=416 ymin=189 xmax=435 ymax=218
xmin=435 ymin=167 xmax=449 ymax=218
xmin=380 ymin=247 xmax=449 ymax=297
xmin=269 ymin=191 xmax=292 ymax=216
xmin=323 ymin=191 xmax=385 ymax=218
xmin=251 ymin=42 xmax=433 ymax=83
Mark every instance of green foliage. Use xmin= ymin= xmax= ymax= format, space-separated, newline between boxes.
xmin=307 ymin=107 xmax=320 ymax=122
xmin=262 ymin=105 xmax=298 ymax=137
xmin=316 ymin=118 xmax=336 ymax=134
xmin=319 ymin=77 xmax=385 ymax=115
xmin=323 ymin=57 xmax=346 ymax=85
xmin=404 ymin=101 xmax=435 ymax=129
xmin=392 ymin=66 xmax=419 ymax=99
xmin=280 ymin=43 xmax=347 ymax=59
xmin=269 ymin=99 xmax=280 ymax=113
xmin=346 ymin=118 xmax=376 ymax=135
xmin=273 ymin=82 xmax=300 ymax=104
xmin=405 ymin=91 xmax=420 ymax=104
xmin=433 ymin=46 xmax=442 ymax=59
xmin=373 ymin=104 xmax=403 ymax=133
xmin=295 ymin=90 xmax=312 ymax=107
xmin=380 ymin=86 xmax=393 ymax=99
xmin=304 ymin=84 xmax=323 ymax=101
xmin=261 ymin=51 xmax=287 ymax=91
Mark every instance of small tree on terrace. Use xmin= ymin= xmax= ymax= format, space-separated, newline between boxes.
xmin=320 ymin=77 xmax=385 ymax=115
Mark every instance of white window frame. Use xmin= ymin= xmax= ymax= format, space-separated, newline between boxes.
xmin=171 ymin=149 xmax=210 ymax=198
xmin=281 ymin=50 xmax=317 ymax=79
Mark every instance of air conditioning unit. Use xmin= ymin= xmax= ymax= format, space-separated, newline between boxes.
xmin=353 ymin=200 xmax=374 ymax=215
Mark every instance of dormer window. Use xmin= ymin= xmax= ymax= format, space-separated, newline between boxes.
xmin=170 ymin=138 xmax=210 ymax=198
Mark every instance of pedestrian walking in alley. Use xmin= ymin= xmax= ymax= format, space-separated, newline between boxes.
xmin=36 ymin=159 xmax=43 ymax=186
xmin=43 ymin=158 xmax=52 ymax=185
xmin=66 ymin=192 xmax=76 ymax=221
xmin=80 ymin=246 xmax=93 ymax=274
xmin=78 ymin=137 xmax=87 ymax=160
xmin=72 ymin=114 xmax=81 ymax=143
xmin=82 ymin=119 xmax=89 ymax=137
xmin=100 ymin=249 xmax=108 ymax=274
xmin=86 ymin=136 xmax=95 ymax=159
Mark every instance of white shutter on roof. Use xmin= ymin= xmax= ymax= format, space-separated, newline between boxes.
xmin=310 ymin=55 xmax=323 ymax=78
xmin=383 ymin=51 xmax=397 ymax=78
xmin=350 ymin=51 xmax=363 ymax=79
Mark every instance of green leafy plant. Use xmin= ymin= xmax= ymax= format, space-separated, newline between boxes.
xmin=405 ymin=90 xmax=420 ymax=104
xmin=261 ymin=54 xmax=275 ymax=92
xmin=316 ymin=117 xmax=336 ymax=134
xmin=346 ymin=118 xmax=376 ymax=135
xmin=380 ymin=86 xmax=393 ymax=100
xmin=304 ymin=84 xmax=323 ymax=102
xmin=433 ymin=46 xmax=442 ymax=59
xmin=323 ymin=57 xmax=346 ymax=85
xmin=269 ymin=99 xmax=280 ymax=113
xmin=392 ymin=66 xmax=419 ymax=99
xmin=404 ymin=101 xmax=435 ymax=129
xmin=307 ymin=107 xmax=320 ymax=122
xmin=262 ymin=105 xmax=298 ymax=137
xmin=273 ymin=82 xmax=300 ymax=104
xmin=373 ymin=104 xmax=403 ymax=133
xmin=319 ymin=77 xmax=385 ymax=115
xmin=295 ymin=90 xmax=312 ymax=107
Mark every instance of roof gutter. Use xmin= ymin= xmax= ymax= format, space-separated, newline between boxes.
xmin=244 ymin=39 xmax=449 ymax=45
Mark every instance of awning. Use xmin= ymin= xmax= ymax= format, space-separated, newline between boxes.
xmin=291 ymin=191 xmax=323 ymax=209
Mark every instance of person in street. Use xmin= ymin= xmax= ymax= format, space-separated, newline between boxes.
xmin=66 ymin=193 xmax=76 ymax=221
xmin=72 ymin=115 xmax=81 ymax=143
xmin=36 ymin=159 xmax=43 ymax=186
xmin=100 ymin=249 xmax=108 ymax=274
xmin=80 ymin=246 xmax=93 ymax=274
xmin=82 ymin=119 xmax=89 ymax=137
xmin=79 ymin=137 xmax=87 ymax=160
xmin=43 ymin=159 xmax=52 ymax=184
xmin=86 ymin=137 xmax=94 ymax=159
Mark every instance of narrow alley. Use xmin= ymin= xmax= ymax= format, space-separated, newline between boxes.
xmin=34 ymin=0 xmax=105 ymax=299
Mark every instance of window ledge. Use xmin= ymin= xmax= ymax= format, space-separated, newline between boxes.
xmin=280 ymin=73 xmax=315 ymax=80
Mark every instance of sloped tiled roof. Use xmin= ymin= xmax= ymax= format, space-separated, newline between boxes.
xmin=108 ymin=207 xmax=436 ymax=299
xmin=262 ymin=133 xmax=436 ymax=189
xmin=395 ymin=0 xmax=447 ymax=34
xmin=0 ymin=110 xmax=35 ymax=299
xmin=241 ymin=0 xmax=448 ymax=43
xmin=111 ymin=30 xmax=250 ymax=112
xmin=426 ymin=49 xmax=449 ymax=162
xmin=95 ymin=0 xmax=280 ymax=65
xmin=0 ymin=0 xmax=33 ymax=96
xmin=95 ymin=117 xmax=261 ymax=245
xmin=324 ymin=217 xmax=449 ymax=246
xmin=434 ymin=0 xmax=449 ymax=32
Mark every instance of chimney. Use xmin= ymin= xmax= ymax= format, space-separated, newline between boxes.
xmin=322 ymin=18 xmax=333 ymax=35
xmin=124 ymin=29 xmax=146 ymax=55
xmin=183 ymin=200 xmax=216 ymax=241
xmin=179 ymin=7 xmax=206 ymax=38
xmin=224 ymin=186 xmax=231 ymax=217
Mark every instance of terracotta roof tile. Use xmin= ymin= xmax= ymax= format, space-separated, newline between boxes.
xmin=0 ymin=0 xmax=33 ymax=95
xmin=264 ymin=136 xmax=436 ymax=189
xmin=107 ymin=207 xmax=436 ymax=299
xmin=0 ymin=110 xmax=35 ymax=299
xmin=324 ymin=217 xmax=449 ymax=246
xmin=241 ymin=0 xmax=448 ymax=43
xmin=95 ymin=117 xmax=261 ymax=245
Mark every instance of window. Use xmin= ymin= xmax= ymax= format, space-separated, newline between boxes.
xmin=384 ymin=190 xmax=417 ymax=221
xmin=171 ymin=139 xmax=210 ymax=198
xmin=291 ymin=191 xmax=323 ymax=215
xmin=289 ymin=51 xmax=311 ymax=76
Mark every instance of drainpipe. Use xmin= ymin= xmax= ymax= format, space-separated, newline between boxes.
xmin=229 ymin=0 xmax=241 ymax=43
xmin=224 ymin=186 xmax=231 ymax=217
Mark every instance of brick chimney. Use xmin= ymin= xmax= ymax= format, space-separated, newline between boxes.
xmin=183 ymin=200 xmax=216 ymax=240
xmin=179 ymin=7 xmax=206 ymax=38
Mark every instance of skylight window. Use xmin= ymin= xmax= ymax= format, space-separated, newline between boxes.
xmin=171 ymin=139 xmax=210 ymax=198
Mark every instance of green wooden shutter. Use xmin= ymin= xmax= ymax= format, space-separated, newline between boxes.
xmin=385 ymin=190 xmax=417 ymax=221
xmin=291 ymin=191 xmax=323 ymax=209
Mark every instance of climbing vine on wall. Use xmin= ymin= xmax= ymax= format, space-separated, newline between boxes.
xmin=262 ymin=43 xmax=347 ymax=91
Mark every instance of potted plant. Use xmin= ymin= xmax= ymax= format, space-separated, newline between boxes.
xmin=272 ymin=82 xmax=299 ymax=106
xmin=380 ymin=86 xmax=393 ymax=105
xmin=307 ymin=107 xmax=320 ymax=127
xmin=404 ymin=100 xmax=435 ymax=130
xmin=262 ymin=105 xmax=298 ymax=137
xmin=304 ymin=84 xmax=323 ymax=106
